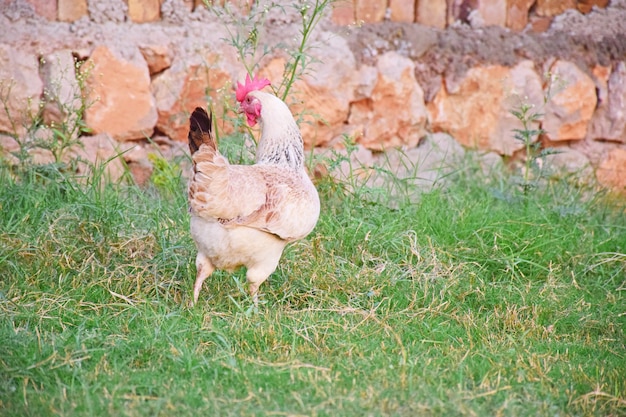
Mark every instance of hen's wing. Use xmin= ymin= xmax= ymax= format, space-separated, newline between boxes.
xmin=188 ymin=108 xmax=318 ymax=241
xmin=188 ymin=107 xmax=267 ymax=223
xmin=221 ymin=167 xmax=319 ymax=241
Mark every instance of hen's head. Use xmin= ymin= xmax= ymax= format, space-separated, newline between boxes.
xmin=236 ymin=74 xmax=271 ymax=127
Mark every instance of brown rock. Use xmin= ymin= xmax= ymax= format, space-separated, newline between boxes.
xmin=280 ymin=33 xmax=359 ymax=148
xmin=58 ymin=0 xmax=88 ymax=21
xmin=349 ymin=51 xmax=428 ymax=150
xmin=83 ymin=45 xmax=157 ymax=141
xmin=383 ymin=132 xmax=466 ymax=192
xmin=355 ymin=0 xmax=386 ymax=23
xmin=577 ymin=0 xmax=609 ymax=14
xmin=70 ymin=133 xmax=126 ymax=183
xmin=535 ymin=0 xmax=576 ymax=16
xmin=588 ymin=62 xmax=626 ymax=143
xmin=291 ymin=78 xmax=353 ymax=148
xmin=2 ymin=126 xmax=60 ymax=167
xmin=152 ymin=56 xmax=232 ymax=142
xmin=596 ymin=148 xmax=626 ymax=193
xmin=128 ymin=0 xmax=162 ymax=22
xmin=591 ymin=64 xmax=611 ymax=103
xmin=117 ymin=141 xmax=154 ymax=185
xmin=319 ymin=132 xmax=467 ymax=204
xmin=257 ymin=57 xmax=287 ymax=91
xmin=0 ymin=44 xmax=43 ymax=137
xmin=506 ymin=0 xmax=534 ymax=31
xmin=416 ymin=0 xmax=447 ymax=28
xmin=0 ymin=134 xmax=19 ymax=164
xmin=429 ymin=61 xmax=544 ymax=155
xmin=352 ymin=65 xmax=379 ymax=101
xmin=29 ymin=145 xmax=55 ymax=165
xmin=318 ymin=144 xmax=376 ymax=188
xmin=139 ymin=44 xmax=172 ymax=75
xmin=331 ymin=0 xmax=355 ymax=25
xmin=211 ymin=0 xmax=253 ymax=14
xmin=24 ymin=0 xmax=57 ymax=20
xmin=539 ymin=147 xmax=594 ymax=179
xmin=543 ymin=60 xmax=597 ymax=141
xmin=291 ymin=79 xmax=349 ymax=148
xmin=528 ymin=15 xmax=553 ymax=32
xmin=569 ymin=136 xmax=615 ymax=167
xmin=474 ymin=0 xmax=507 ymax=27
xmin=389 ymin=0 xmax=415 ymax=23
xmin=40 ymin=50 xmax=82 ymax=131
xmin=128 ymin=159 xmax=154 ymax=186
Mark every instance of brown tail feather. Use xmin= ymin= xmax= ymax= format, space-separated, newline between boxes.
xmin=188 ymin=107 xmax=215 ymax=155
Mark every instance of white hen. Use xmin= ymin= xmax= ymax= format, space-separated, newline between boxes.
xmin=187 ymin=75 xmax=320 ymax=304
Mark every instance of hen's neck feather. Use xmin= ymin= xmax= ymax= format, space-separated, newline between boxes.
xmin=253 ymin=92 xmax=304 ymax=170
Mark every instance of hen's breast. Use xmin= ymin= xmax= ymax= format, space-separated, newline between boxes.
xmin=190 ymin=215 xmax=287 ymax=272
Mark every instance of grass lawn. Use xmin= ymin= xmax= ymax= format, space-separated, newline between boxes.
xmin=1 ymin=154 xmax=625 ymax=416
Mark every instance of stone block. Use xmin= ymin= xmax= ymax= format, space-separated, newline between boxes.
xmin=0 ymin=44 xmax=43 ymax=137
xmin=24 ymin=0 xmax=57 ymax=20
xmin=331 ymin=0 xmax=355 ymax=25
xmin=528 ymin=15 xmax=553 ymax=32
xmin=588 ymin=62 xmax=626 ymax=143
xmin=58 ymin=0 xmax=88 ymax=21
xmin=596 ymin=148 xmax=626 ymax=193
xmin=428 ymin=60 xmax=544 ymax=156
xmin=355 ymin=0 xmax=386 ymax=23
xmin=83 ymin=45 xmax=157 ymax=141
xmin=70 ymin=133 xmax=126 ymax=183
xmin=543 ymin=60 xmax=597 ymax=141
xmin=152 ymin=56 xmax=232 ymax=142
xmin=271 ymin=32 xmax=359 ymax=148
xmin=506 ymin=0 xmax=534 ymax=31
xmin=475 ymin=0 xmax=507 ymax=27
xmin=139 ymin=44 xmax=172 ymax=75
xmin=40 ymin=50 xmax=82 ymax=134
xmin=349 ymin=51 xmax=428 ymax=150
xmin=128 ymin=0 xmax=162 ymax=22
xmin=389 ymin=0 xmax=415 ymax=23
xmin=535 ymin=0 xmax=576 ymax=17
xmin=577 ymin=0 xmax=609 ymax=14
xmin=416 ymin=0 xmax=447 ymax=28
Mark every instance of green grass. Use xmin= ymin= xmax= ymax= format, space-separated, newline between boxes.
xmin=1 ymin=156 xmax=625 ymax=417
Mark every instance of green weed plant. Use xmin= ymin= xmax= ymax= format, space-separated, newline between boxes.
xmin=509 ymin=71 xmax=568 ymax=195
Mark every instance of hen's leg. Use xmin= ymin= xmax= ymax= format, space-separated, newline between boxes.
xmin=248 ymin=282 xmax=264 ymax=305
xmin=246 ymin=263 xmax=279 ymax=306
xmin=246 ymin=276 xmax=267 ymax=306
xmin=193 ymin=252 xmax=214 ymax=304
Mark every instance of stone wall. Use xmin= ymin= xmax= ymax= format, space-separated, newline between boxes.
xmin=0 ymin=0 xmax=625 ymax=193
xmin=332 ymin=0 xmax=609 ymax=31
xmin=14 ymin=0 xmax=612 ymax=28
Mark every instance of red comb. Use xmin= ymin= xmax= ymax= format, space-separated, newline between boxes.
xmin=236 ymin=74 xmax=271 ymax=102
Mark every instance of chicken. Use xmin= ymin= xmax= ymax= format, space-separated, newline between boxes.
xmin=187 ymin=74 xmax=320 ymax=304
